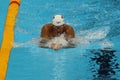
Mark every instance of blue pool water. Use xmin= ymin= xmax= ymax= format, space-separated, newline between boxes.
xmin=0 ymin=0 xmax=9 ymax=47
xmin=0 ymin=0 xmax=120 ymax=80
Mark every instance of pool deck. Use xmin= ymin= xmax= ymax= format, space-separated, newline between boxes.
xmin=0 ymin=0 xmax=20 ymax=79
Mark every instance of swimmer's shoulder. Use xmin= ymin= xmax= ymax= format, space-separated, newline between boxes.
xmin=63 ymin=24 xmax=73 ymax=29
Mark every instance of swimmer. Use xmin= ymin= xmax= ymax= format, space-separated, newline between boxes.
xmin=40 ymin=14 xmax=75 ymax=50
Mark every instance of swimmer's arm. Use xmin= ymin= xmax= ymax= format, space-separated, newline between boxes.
xmin=64 ymin=26 xmax=76 ymax=48
xmin=40 ymin=25 xmax=49 ymax=39
xmin=40 ymin=25 xmax=50 ymax=47
xmin=65 ymin=25 xmax=75 ymax=40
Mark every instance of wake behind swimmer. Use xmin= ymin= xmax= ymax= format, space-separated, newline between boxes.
xmin=40 ymin=15 xmax=76 ymax=50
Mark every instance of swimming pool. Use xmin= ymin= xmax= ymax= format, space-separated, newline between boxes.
xmin=1 ymin=0 xmax=120 ymax=80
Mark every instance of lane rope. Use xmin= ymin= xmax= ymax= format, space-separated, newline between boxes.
xmin=0 ymin=0 xmax=20 ymax=80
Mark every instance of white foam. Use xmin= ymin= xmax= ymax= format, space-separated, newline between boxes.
xmin=13 ymin=26 xmax=113 ymax=49
xmin=74 ymin=26 xmax=110 ymax=45
xmin=13 ymin=38 xmax=40 ymax=48
xmin=85 ymin=26 xmax=110 ymax=40
xmin=100 ymin=39 xmax=113 ymax=48
xmin=46 ymin=34 xmax=68 ymax=48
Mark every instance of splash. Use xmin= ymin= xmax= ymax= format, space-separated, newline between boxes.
xmin=46 ymin=34 xmax=68 ymax=48
xmin=100 ymin=39 xmax=113 ymax=48
xmin=13 ymin=26 xmax=113 ymax=49
xmin=74 ymin=26 xmax=111 ymax=45
xmin=13 ymin=38 xmax=40 ymax=48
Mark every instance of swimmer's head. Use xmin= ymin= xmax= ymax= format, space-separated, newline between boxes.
xmin=52 ymin=15 xmax=64 ymax=26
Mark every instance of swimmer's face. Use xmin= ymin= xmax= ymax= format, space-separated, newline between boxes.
xmin=52 ymin=15 xmax=64 ymax=26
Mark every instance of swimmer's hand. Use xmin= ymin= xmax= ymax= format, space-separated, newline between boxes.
xmin=39 ymin=38 xmax=50 ymax=48
xmin=51 ymin=43 xmax=62 ymax=50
